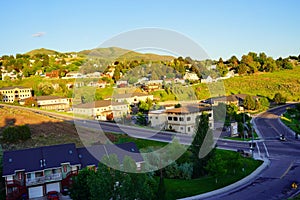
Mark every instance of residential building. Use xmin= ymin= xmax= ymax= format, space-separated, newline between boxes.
xmin=62 ymin=72 xmax=84 ymax=79
xmin=3 ymin=142 xmax=143 ymax=199
xmin=211 ymin=95 xmax=239 ymax=106
xmin=45 ymin=70 xmax=59 ymax=78
xmin=148 ymin=109 xmax=167 ymax=130
xmin=200 ymin=75 xmax=214 ymax=83
xmin=141 ymin=80 xmax=163 ymax=92
xmin=19 ymin=96 xmax=70 ymax=111
xmin=165 ymin=105 xmax=213 ymax=135
xmin=87 ymin=81 xmax=108 ymax=88
xmin=111 ymin=92 xmax=153 ymax=105
xmin=183 ymin=72 xmax=199 ymax=81
xmin=0 ymin=86 xmax=32 ymax=103
xmin=72 ymin=100 xmax=129 ymax=120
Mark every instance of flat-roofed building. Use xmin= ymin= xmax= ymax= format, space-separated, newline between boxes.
xmin=72 ymin=100 xmax=129 ymax=120
xmin=0 ymin=86 xmax=32 ymax=103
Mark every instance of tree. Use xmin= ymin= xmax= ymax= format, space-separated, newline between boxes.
xmin=37 ymin=82 xmax=54 ymax=95
xmin=273 ymin=92 xmax=286 ymax=104
xmin=227 ymin=103 xmax=238 ymax=122
xmin=205 ymin=153 xmax=227 ymax=183
xmin=216 ymin=58 xmax=228 ymax=77
xmin=243 ymin=95 xmax=255 ymax=110
xmin=112 ymin=67 xmax=121 ymax=82
xmin=190 ymin=113 xmax=215 ymax=177
xmin=70 ymin=168 xmax=94 ymax=200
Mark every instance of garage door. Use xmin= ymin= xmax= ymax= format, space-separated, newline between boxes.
xmin=28 ymin=186 xmax=43 ymax=199
xmin=46 ymin=182 xmax=61 ymax=193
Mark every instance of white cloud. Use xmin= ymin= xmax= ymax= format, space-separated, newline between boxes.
xmin=32 ymin=32 xmax=46 ymax=37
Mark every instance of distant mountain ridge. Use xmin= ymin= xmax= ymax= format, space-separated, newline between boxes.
xmin=25 ymin=47 xmax=174 ymax=61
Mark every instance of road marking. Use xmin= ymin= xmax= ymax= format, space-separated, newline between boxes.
xmin=256 ymin=142 xmax=261 ymax=157
xmin=280 ymin=161 xmax=294 ymax=179
xmin=263 ymin=142 xmax=270 ymax=157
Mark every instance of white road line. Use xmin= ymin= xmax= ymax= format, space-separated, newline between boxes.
xmin=263 ymin=142 xmax=270 ymax=157
xmin=256 ymin=142 xmax=261 ymax=157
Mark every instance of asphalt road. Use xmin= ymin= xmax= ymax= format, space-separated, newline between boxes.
xmin=207 ymin=104 xmax=300 ymax=200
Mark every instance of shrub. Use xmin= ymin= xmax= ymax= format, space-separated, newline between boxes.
xmin=2 ymin=125 xmax=31 ymax=143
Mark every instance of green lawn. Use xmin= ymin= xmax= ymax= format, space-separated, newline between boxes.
xmin=224 ymin=132 xmax=260 ymax=141
xmin=164 ymin=149 xmax=263 ymax=199
xmin=281 ymin=108 xmax=300 ymax=135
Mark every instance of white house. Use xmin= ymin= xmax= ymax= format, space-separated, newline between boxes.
xmin=72 ymin=100 xmax=129 ymax=120
xmin=165 ymin=105 xmax=213 ymax=135
xmin=183 ymin=72 xmax=199 ymax=81
xmin=111 ymin=92 xmax=153 ymax=105
xmin=148 ymin=110 xmax=167 ymax=130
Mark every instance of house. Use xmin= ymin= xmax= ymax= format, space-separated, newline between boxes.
xmin=87 ymin=81 xmax=108 ymax=88
xmin=111 ymin=92 xmax=154 ymax=105
xmin=45 ymin=70 xmax=59 ymax=78
xmin=62 ymin=72 xmax=84 ymax=79
xmin=164 ymin=78 xmax=185 ymax=85
xmin=183 ymin=72 xmax=199 ymax=81
xmin=200 ymin=75 xmax=213 ymax=83
xmin=165 ymin=105 xmax=213 ymax=135
xmin=3 ymin=142 xmax=143 ymax=199
xmin=1 ymin=71 xmax=22 ymax=80
xmin=72 ymin=100 xmax=129 ymax=120
xmin=211 ymin=95 xmax=239 ymax=106
xmin=142 ymin=80 xmax=163 ymax=92
xmin=86 ymin=72 xmax=101 ymax=78
xmin=148 ymin=109 xmax=167 ymax=130
xmin=19 ymin=96 xmax=70 ymax=111
xmin=116 ymin=80 xmax=128 ymax=88
xmin=0 ymin=86 xmax=32 ymax=103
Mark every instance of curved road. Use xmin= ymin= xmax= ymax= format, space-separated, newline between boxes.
xmin=207 ymin=104 xmax=300 ymax=200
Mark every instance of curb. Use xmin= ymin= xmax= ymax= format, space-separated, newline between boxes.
xmin=178 ymin=158 xmax=270 ymax=200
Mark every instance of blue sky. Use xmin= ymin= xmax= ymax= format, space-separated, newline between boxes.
xmin=1 ymin=0 xmax=300 ymax=60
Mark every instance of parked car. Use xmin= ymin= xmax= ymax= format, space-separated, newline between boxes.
xmin=47 ymin=191 xmax=59 ymax=200
xmin=279 ymin=134 xmax=287 ymax=141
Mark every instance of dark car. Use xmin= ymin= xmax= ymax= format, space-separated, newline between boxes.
xmin=47 ymin=191 xmax=59 ymax=200
xmin=279 ymin=134 xmax=287 ymax=141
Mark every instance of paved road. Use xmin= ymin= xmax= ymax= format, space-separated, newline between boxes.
xmin=206 ymin=104 xmax=300 ymax=200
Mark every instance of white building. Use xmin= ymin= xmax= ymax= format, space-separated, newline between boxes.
xmin=183 ymin=72 xmax=199 ymax=81
xmin=111 ymin=92 xmax=153 ymax=105
xmin=19 ymin=96 xmax=70 ymax=111
xmin=0 ymin=86 xmax=32 ymax=103
xmin=148 ymin=110 xmax=167 ymax=130
xmin=72 ymin=100 xmax=129 ymax=120
xmin=165 ymin=105 xmax=213 ymax=135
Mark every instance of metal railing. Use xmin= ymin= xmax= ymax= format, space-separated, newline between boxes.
xmin=26 ymin=173 xmax=62 ymax=186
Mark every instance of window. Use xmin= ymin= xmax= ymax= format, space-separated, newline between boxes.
xmin=179 ymin=117 xmax=184 ymax=121
xmin=155 ymin=116 xmax=158 ymax=119
xmin=187 ymin=117 xmax=191 ymax=121
xmin=180 ymin=127 xmax=183 ymax=130
xmin=168 ymin=117 xmax=172 ymax=121
xmin=208 ymin=113 xmax=212 ymax=117
xmin=188 ymin=127 xmax=191 ymax=132
xmin=173 ymin=117 xmax=178 ymax=121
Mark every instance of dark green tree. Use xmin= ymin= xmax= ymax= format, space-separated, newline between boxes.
xmin=190 ymin=113 xmax=215 ymax=178
xmin=244 ymin=95 xmax=255 ymax=110
xmin=70 ymin=168 xmax=94 ymax=200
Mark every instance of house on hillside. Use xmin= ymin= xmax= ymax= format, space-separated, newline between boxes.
xmin=0 ymin=86 xmax=32 ymax=103
xmin=111 ymin=92 xmax=153 ymax=105
xmin=183 ymin=72 xmax=199 ymax=81
xmin=72 ymin=100 xmax=129 ymax=120
xmin=3 ymin=142 xmax=143 ymax=199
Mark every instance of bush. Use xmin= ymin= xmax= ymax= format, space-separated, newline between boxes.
xmin=2 ymin=125 xmax=31 ymax=143
xmin=165 ymin=162 xmax=193 ymax=180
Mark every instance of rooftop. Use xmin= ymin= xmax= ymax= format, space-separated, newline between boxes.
xmin=73 ymin=100 xmax=127 ymax=109
xmin=112 ymin=92 xmax=152 ymax=99
xmin=0 ymin=86 xmax=31 ymax=90
xmin=165 ymin=105 xmax=211 ymax=114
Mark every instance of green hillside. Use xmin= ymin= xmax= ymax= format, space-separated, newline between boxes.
xmin=193 ymin=66 xmax=300 ymax=101
xmin=79 ymin=47 xmax=174 ymax=61
xmin=26 ymin=48 xmax=60 ymax=56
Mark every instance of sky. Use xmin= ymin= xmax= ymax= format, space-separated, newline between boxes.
xmin=1 ymin=0 xmax=300 ymax=60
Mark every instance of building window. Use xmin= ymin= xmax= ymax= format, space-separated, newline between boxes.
xmin=179 ymin=117 xmax=184 ymax=121
xmin=168 ymin=116 xmax=172 ymax=121
xmin=173 ymin=117 xmax=178 ymax=121
xmin=187 ymin=117 xmax=191 ymax=121
xmin=155 ymin=116 xmax=158 ymax=119
xmin=188 ymin=127 xmax=191 ymax=132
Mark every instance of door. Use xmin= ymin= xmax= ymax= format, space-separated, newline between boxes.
xmin=28 ymin=186 xmax=43 ymax=199
xmin=46 ymin=182 xmax=61 ymax=193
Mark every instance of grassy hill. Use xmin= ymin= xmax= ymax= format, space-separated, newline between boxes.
xmin=79 ymin=47 xmax=174 ymax=61
xmin=193 ymin=66 xmax=300 ymax=101
xmin=26 ymin=48 xmax=60 ymax=56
